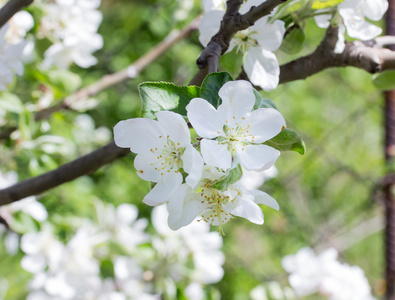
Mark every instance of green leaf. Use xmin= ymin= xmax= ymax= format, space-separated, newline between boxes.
xmin=139 ymin=82 xmax=200 ymax=119
xmin=280 ymin=27 xmax=305 ymax=54
xmin=211 ymin=164 xmax=243 ymax=191
xmin=253 ymin=89 xmax=278 ymax=110
xmin=0 ymin=93 xmax=24 ymax=113
xmin=272 ymin=0 xmax=309 ymax=20
xmin=265 ymin=128 xmax=306 ymax=154
xmin=200 ymin=72 xmax=233 ymax=108
xmin=372 ymin=71 xmax=395 ymax=91
xmin=47 ymin=69 xmax=82 ymax=95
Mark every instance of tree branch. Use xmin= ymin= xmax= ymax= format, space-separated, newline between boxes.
xmin=279 ymin=26 xmax=395 ymax=84
xmin=196 ymin=0 xmax=288 ymax=77
xmin=0 ymin=0 xmax=33 ymax=29
xmin=0 ymin=141 xmax=129 ymax=206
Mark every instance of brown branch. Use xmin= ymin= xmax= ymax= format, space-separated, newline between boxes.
xmin=279 ymin=26 xmax=395 ymax=84
xmin=196 ymin=0 xmax=287 ymax=79
xmin=34 ymin=17 xmax=200 ymax=121
xmin=0 ymin=141 xmax=129 ymax=205
xmin=0 ymin=0 xmax=33 ymax=29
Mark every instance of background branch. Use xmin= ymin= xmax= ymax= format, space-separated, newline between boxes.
xmin=0 ymin=141 xmax=129 ymax=206
xmin=0 ymin=0 xmax=33 ymax=29
xmin=0 ymin=17 xmax=199 ymax=142
xmin=34 ymin=17 xmax=200 ymax=121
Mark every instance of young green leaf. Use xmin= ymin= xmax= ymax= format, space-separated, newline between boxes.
xmin=280 ymin=26 xmax=305 ymax=54
xmin=372 ymin=71 xmax=395 ymax=91
xmin=253 ymin=89 xmax=278 ymax=110
xmin=211 ymin=164 xmax=243 ymax=191
xmin=139 ymin=82 xmax=200 ymax=119
xmin=200 ymin=72 xmax=233 ymax=108
xmin=265 ymin=128 xmax=306 ymax=155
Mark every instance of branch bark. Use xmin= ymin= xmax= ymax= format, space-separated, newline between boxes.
xmin=0 ymin=0 xmax=33 ymax=29
xmin=196 ymin=0 xmax=287 ymax=81
xmin=279 ymin=26 xmax=395 ymax=84
xmin=0 ymin=142 xmax=129 ymax=206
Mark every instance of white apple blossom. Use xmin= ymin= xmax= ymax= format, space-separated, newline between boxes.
xmin=314 ymin=0 xmax=388 ymax=53
xmin=114 ymin=110 xmax=204 ymax=206
xmin=240 ymin=165 xmax=278 ymax=190
xmin=0 ymin=24 xmax=27 ymax=90
xmin=0 ymin=171 xmax=47 ymax=254
xmin=199 ymin=0 xmax=285 ymax=90
xmin=187 ymin=80 xmax=285 ymax=171
xmin=39 ymin=0 xmax=103 ymax=68
xmin=282 ymin=247 xmax=374 ymax=299
xmin=151 ymin=205 xmax=225 ymax=284
xmin=167 ymin=166 xmax=279 ymax=233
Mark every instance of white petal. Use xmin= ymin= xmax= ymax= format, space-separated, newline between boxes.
xmin=248 ymin=107 xmax=286 ymax=143
xmin=217 ymin=80 xmax=255 ymax=125
xmin=134 ymin=152 xmax=162 ymax=182
xmin=167 ymin=185 xmax=205 ymax=230
xmin=340 ymin=7 xmax=382 ymax=40
xmin=182 ymin=144 xmax=204 ymax=188
xmin=334 ymin=24 xmax=346 ymax=54
xmin=198 ymin=10 xmax=224 ymax=47
xmin=237 ymin=144 xmax=280 ymax=171
xmin=157 ymin=111 xmax=190 ymax=146
xmin=113 ymin=118 xmax=166 ymax=153
xmin=239 ymin=0 xmax=264 ymax=14
xmin=202 ymin=0 xmax=224 ymax=12
xmin=201 ymin=139 xmax=232 ymax=169
xmin=314 ymin=12 xmax=331 ymax=28
xmin=225 ymin=197 xmax=264 ymax=224
xmin=21 ymin=200 xmax=48 ymax=221
xmin=362 ymin=0 xmax=388 ymax=21
xmin=252 ymin=18 xmax=285 ymax=51
xmin=187 ymin=98 xmax=224 ymax=138
xmin=13 ymin=11 xmax=34 ymax=31
xmin=21 ymin=254 xmax=47 ymax=273
xmin=143 ymin=172 xmax=182 ymax=206
xmin=244 ymin=47 xmax=280 ymax=91
xmin=249 ymin=189 xmax=279 ymax=210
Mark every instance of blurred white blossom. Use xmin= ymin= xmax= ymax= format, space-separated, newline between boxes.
xmin=199 ymin=0 xmax=285 ymax=90
xmin=0 ymin=171 xmax=47 ymax=254
xmin=282 ymin=247 xmax=375 ymax=299
xmin=240 ymin=165 xmax=278 ymax=190
xmin=314 ymin=0 xmax=388 ymax=53
xmin=40 ymin=0 xmax=103 ymax=69
xmin=0 ymin=24 xmax=27 ymax=90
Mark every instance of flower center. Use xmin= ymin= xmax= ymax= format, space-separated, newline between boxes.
xmin=217 ymin=117 xmax=256 ymax=154
xmin=149 ymin=135 xmax=184 ymax=176
xmin=233 ymin=29 xmax=259 ymax=54
xmin=197 ymin=183 xmax=237 ymax=235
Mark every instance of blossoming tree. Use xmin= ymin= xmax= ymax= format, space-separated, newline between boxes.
xmin=0 ymin=0 xmax=394 ymax=298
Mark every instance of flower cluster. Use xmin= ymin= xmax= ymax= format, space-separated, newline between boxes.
xmin=282 ymin=247 xmax=375 ymax=299
xmin=199 ymin=0 xmax=285 ymax=91
xmin=39 ymin=0 xmax=103 ymax=69
xmin=0 ymin=1 xmax=33 ymax=91
xmin=314 ymin=0 xmax=388 ymax=53
xmin=114 ymin=80 xmax=285 ymax=233
xmin=19 ymin=202 xmax=224 ymax=300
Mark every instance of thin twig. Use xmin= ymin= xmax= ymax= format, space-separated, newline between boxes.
xmin=34 ymin=17 xmax=200 ymax=121
xmin=0 ymin=0 xmax=33 ymax=29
